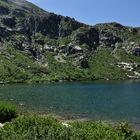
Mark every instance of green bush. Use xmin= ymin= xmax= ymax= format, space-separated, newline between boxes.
xmin=0 ymin=101 xmax=18 ymax=123
xmin=70 ymin=121 xmax=140 ymax=140
xmin=0 ymin=114 xmax=69 ymax=140
xmin=0 ymin=114 xmax=139 ymax=140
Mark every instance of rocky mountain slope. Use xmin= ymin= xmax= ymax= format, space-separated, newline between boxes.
xmin=0 ymin=0 xmax=140 ymax=83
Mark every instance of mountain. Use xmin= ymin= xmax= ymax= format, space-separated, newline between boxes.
xmin=0 ymin=0 xmax=140 ymax=83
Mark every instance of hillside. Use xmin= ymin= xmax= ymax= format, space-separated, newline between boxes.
xmin=0 ymin=0 xmax=140 ymax=83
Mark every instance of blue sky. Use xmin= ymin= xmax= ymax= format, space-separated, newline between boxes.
xmin=27 ymin=0 xmax=140 ymax=27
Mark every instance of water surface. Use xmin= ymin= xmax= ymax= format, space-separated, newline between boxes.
xmin=0 ymin=81 xmax=140 ymax=128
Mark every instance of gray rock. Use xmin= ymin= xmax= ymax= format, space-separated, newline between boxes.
xmin=1 ymin=16 xmax=16 ymax=28
xmin=0 ymin=6 xmax=10 ymax=15
xmin=80 ymin=60 xmax=89 ymax=69
xmin=99 ymin=31 xmax=122 ymax=48
xmin=132 ymin=47 xmax=140 ymax=56
xmin=0 ymin=27 xmax=12 ymax=39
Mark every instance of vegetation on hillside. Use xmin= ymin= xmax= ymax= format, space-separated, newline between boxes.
xmin=0 ymin=0 xmax=140 ymax=83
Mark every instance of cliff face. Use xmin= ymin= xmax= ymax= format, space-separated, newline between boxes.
xmin=0 ymin=0 xmax=140 ymax=83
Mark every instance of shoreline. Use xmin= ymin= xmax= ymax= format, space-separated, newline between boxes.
xmin=20 ymin=109 xmax=140 ymax=131
xmin=1 ymin=77 xmax=140 ymax=85
xmin=1 ymin=110 xmax=140 ymax=131
xmin=1 ymin=79 xmax=140 ymax=86
xmin=0 ymin=81 xmax=140 ymax=132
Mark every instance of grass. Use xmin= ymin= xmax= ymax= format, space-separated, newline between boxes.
xmin=89 ymin=48 xmax=128 ymax=80
xmin=0 ymin=46 xmax=140 ymax=83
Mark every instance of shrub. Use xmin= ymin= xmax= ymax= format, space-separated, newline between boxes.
xmin=0 ymin=114 xmax=69 ymax=140
xmin=117 ymin=122 xmax=140 ymax=140
xmin=0 ymin=114 xmax=139 ymax=140
xmin=34 ymin=32 xmax=45 ymax=45
xmin=0 ymin=101 xmax=18 ymax=123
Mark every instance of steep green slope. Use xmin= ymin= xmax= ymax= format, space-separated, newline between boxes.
xmin=0 ymin=0 xmax=140 ymax=83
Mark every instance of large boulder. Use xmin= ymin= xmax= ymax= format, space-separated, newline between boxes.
xmin=12 ymin=9 xmax=26 ymax=17
xmin=99 ymin=30 xmax=122 ymax=48
xmin=0 ymin=27 xmax=12 ymax=39
xmin=72 ymin=27 xmax=99 ymax=49
xmin=80 ymin=59 xmax=89 ymax=69
xmin=59 ymin=16 xmax=83 ymax=37
xmin=0 ymin=6 xmax=10 ymax=15
xmin=1 ymin=16 xmax=16 ymax=28
xmin=66 ymin=45 xmax=83 ymax=55
xmin=123 ymin=42 xmax=140 ymax=57
xmin=17 ymin=14 xmax=61 ymax=38
xmin=132 ymin=47 xmax=140 ymax=56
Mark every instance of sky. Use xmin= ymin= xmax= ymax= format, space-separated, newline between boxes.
xmin=27 ymin=0 xmax=140 ymax=27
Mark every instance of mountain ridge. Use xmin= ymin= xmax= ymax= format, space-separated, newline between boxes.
xmin=0 ymin=0 xmax=140 ymax=83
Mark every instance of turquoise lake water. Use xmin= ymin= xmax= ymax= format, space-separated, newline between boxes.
xmin=0 ymin=81 xmax=140 ymax=128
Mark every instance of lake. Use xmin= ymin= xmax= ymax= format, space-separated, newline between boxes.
xmin=0 ymin=81 xmax=140 ymax=128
